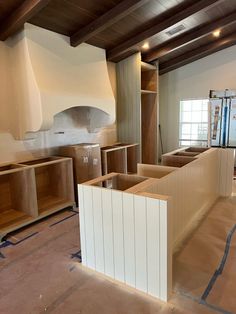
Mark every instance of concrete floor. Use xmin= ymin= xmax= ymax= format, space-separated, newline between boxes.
xmin=0 ymin=183 xmax=236 ymax=314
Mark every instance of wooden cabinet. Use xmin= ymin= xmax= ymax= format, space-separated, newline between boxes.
xmin=117 ymin=53 xmax=158 ymax=164
xmin=101 ymin=143 xmax=139 ymax=175
xmin=0 ymin=157 xmax=74 ymax=240
xmin=59 ymin=143 xmax=102 ymax=204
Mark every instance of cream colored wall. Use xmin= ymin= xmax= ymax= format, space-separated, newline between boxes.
xmin=6 ymin=24 xmax=116 ymax=138
xmin=107 ymin=61 xmax=117 ymax=99
xmin=0 ymin=42 xmax=117 ymax=163
xmin=160 ymin=45 xmax=236 ymax=153
xmin=0 ymin=42 xmax=14 ymax=133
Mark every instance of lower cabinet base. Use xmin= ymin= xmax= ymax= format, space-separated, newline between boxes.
xmin=0 ymin=201 xmax=75 ymax=241
xmin=0 ymin=156 xmax=75 ymax=241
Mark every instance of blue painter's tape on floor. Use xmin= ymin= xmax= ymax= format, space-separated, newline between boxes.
xmin=176 ymin=289 xmax=232 ymax=314
xmin=71 ymin=250 xmax=81 ymax=262
xmin=68 ymin=208 xmax=79 ymax=214
xmin=0 ymin=240 xmax=12 ymax=249
xmin=201 ymin=224 xmax=236 ymax=301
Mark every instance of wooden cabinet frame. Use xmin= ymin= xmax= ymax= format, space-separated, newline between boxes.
xmin=0 ymin=156 xmax=75 ymax=240
xmin=116 ymin=53 xmax=158 ymax=164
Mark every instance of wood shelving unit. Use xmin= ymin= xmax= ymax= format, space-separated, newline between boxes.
xmin=113 ymin=143 xmax=139 ymax=173
xmin=0 ymin=157 xmax=75 ymax=240
xmin=0 ymin=165 xmax=37 ymax=238
xmin=116 ymin=53 xmax=158 ymax=165
xmin=20 ymin=157 xmax=74 ymax=215
xmin=101 ymin=146 xmax=127 ymax=175
xmin=101 ymin=143 xmax=139 ymax=175
xmin=141 ymin=61 xmax=158 ymax=164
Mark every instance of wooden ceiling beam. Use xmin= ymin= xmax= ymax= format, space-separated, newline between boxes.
xmin=70 ymin=0 xmax=150 ymax=47
xmin=0 ymin=0 xmax=50 ymax=41
xmin=107 ymin=0 xmax=221 ymax=61
xmin=159 ymin=32 xmax=236 ymax=75
xmin=143 ymin=10 xmax=236 ymax=62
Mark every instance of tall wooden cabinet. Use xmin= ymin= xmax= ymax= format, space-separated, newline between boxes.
xmin=116 ymin=53 xmax=158 ymax=164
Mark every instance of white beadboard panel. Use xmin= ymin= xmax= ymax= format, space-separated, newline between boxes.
xmin=92 ymin=187 xmax=105 ymax=273
xmin=78 ymin=184 xmax=87 ymax=266
xmin=112 ymin=190 xmax=125 ymax=282
xmin=123 ymin=192 xmax=136 ymax=287
xmin=78 ymin=148 xmax=232 ymax=303
xmin=83 ymin=185 xmax=95 ymax=269
xmin=141 ymin=148 xmax=222 ymax=250
xmin=146 ymin=197 xmax=160 ymax=297
xmin=79 ymin=183 xmax=171 ymax=302
xmin=102 ymin=189 xmax=114 ymax=278
xmin=134 ymin=195 xmax=147 ymax=293
xmin=159 ymin=200 xmax=172 ymax=302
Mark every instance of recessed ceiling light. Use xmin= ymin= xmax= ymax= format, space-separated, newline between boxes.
xmin=142 ymin=42 xmax=149 ymax=50
xmin=213 ymin=29 xmax=221 ymax=37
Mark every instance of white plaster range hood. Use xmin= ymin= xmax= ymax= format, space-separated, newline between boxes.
xmin=7 ymin=23 xmax=115 ymax=139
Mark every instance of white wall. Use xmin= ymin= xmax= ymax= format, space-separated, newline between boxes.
xmin=0 ymin=36 xmax=117 ymax=163
xmin=160 ymin=45 xmax=236 ymax=153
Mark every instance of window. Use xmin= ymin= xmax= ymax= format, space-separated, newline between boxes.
xmin=179 ymin=99 xmax=209 ymax=147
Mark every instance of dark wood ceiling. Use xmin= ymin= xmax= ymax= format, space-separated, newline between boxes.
xmin=1 ymin=0 xmax=236 ymax=74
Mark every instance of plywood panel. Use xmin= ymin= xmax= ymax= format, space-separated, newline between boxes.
xmin=137 ymin=164 xmax=177 ymax=178
xmin=141 ymin=93 xmax=157 ymax=164
xmin=101 ymin=146 xmax=127 ymax=175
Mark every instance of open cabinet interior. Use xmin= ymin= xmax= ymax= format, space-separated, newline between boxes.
xmin=141 ymin=62 xmax=158 ymax=164
xmin=101 ymin=146 xmax=127 ymax=175
xmin=161 ymin=147 xmax=210 ymax=167
xmin=0 ymin=157 xmax=75 ymax=239
xmin=113 ymin=143 xmax=139 ymax=173
xmin=141 ymin=94 xmax=157 ymax=164
xmin=0 ymin=167 xmax=37 ymax=234
xmin=90 ymin=173 xmax=148 ymax=191
xmin=101 ymin=143 xmax=139 ymax=175
xmin=20 ymin=158 xmax=74 ymax=216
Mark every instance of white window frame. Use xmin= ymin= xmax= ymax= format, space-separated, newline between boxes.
xmin=179 ymin=98 xmax=209 ymax=147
